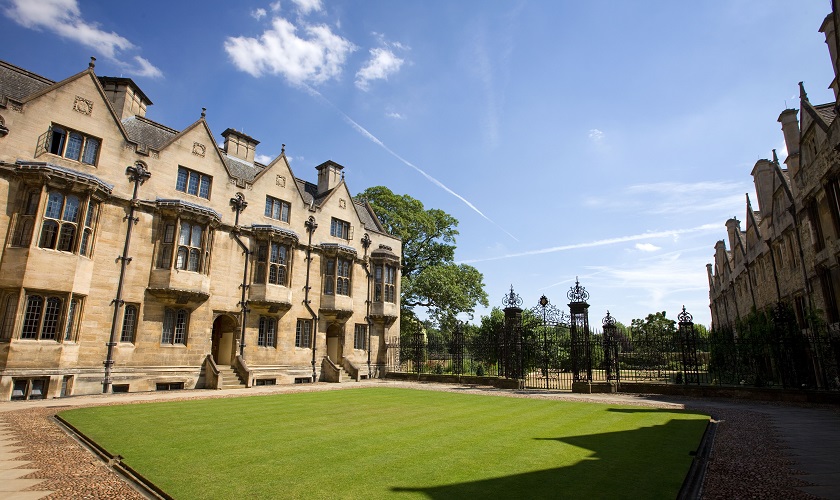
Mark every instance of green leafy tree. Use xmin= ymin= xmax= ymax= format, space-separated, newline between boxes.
xmin=357 ymin=186 xmax=489 ymax=326
xmin=629 ymin=311 xmax=677 ymax=376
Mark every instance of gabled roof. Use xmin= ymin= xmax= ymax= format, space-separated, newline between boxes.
xmin=122 ymin=115 xmax=177 ymax=150
xmin=0 ymin=60 xmax=54 ymax=103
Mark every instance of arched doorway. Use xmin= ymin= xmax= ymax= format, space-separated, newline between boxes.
xmin=212 ymin=315 xmax=238 ymax=365
xmin=326 ymin=323 xmax=343 ymax=363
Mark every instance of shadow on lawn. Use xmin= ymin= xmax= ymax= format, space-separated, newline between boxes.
xmin=391 ymin=414 xmax=707 ymax=499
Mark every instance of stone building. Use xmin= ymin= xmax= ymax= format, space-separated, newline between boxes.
xmin=0 ymin=58 xmax=401 ymax=400
xmin=708 ymin=9 xmax=840 ymax=334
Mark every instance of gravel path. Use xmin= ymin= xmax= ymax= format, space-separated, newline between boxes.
xmin=0 ymin=381 xmax=835 ymax=499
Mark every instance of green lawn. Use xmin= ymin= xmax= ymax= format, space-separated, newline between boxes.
xmin=59 ymin=388 xmax=708 ymax=499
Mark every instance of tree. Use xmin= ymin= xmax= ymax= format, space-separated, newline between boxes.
xmin=356 ymin=186 xmax=489 ymax=327
xmin=629 ymin=311 xmax=677 ymax=376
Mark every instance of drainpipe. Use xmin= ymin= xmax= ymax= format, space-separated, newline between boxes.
xmin=103 ymin=163 xmax=150 ymax=393
xmin=230 ymin=193 xmax=249 ymax=359
xmin=304 ymin=216 xmax=319 ymax=381
xmin=360 ymin=233 xmax=373 ymax=378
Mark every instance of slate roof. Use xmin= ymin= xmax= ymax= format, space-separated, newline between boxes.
xmin=353 ymin=199 xmax=385 ymax=234
xmin=0 ymin=60 xmax=54 ymax=102
xmin=815 ymin=102 xmax=836 ymax=126
xmin=223 ymin=153 xmax=266 ymax=183
xmin=122 ymin=115 xmax=177 ymax=151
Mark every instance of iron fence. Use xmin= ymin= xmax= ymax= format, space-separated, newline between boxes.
xmin=385 ymin=329 xmax=840 ymax=391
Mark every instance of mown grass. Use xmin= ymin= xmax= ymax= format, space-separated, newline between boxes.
xmin=59 ymin=388 xmax=708 ymax=499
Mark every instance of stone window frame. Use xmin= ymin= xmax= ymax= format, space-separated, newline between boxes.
xmin=353 ymin=323 xmax=367 ymax=350
xmin=295 ymin=318 xmax=312 ymax=348
xmin=175 ymin=166 xmax=212 ymax=200
xmin=161 ymin=307 xmax=189 ymax=345
xmin=254 ymin=240 xmax=291 ymax=286
xmin=0 ymin=291 xmax=19 ymax=342
xmin=374 ymin=263 xmax=397 ymax=303
xmin=120 ymin=303 xmax=139 ymax=343
xmin=264 ymin=195 xmax=290 ymax=223
xmin=258 ymin=316 xmax=277 ymax=348
xmin=329 ymin=217 xmax=352 ymax=240
xmin=10 ymin=187 xmax=100 ymax=257
xmin=17 ymin=291 xmax=82 ymax=342
xmin=156 ymin=219 xmax=213 ymax=274
xmin=323 ymin=256 xmax=352 ymax=296
xmin=43 ymin=123 xmax=101 ymax=166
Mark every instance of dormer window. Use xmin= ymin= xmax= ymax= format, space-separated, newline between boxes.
xmin=46 ymin=125 xmax=100 ymax=165
xmin=330 ymin=217 xmax=351 ymax=239
xmin=176 ymin=166 xmax=211 ymax=199
xmin=265 ymin=196 xmax=290 ymax=222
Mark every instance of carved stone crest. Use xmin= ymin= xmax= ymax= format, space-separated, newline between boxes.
xmin=192 ymin=142 xmax=206 ymax=157
xmin=73 ymin=96 xmax=93 ymax=115
xmin=276 ymin=175 xmax=286 ymax=187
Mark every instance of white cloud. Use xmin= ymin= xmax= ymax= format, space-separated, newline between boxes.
xmin=255 ymin=154 xmax=273 ymax=164
xmin=355 ymin=47 xmax=404 ymax=91
xmin=386 ymin=111 xmax=405 ymax=119
xmin=270 ymin=1 xmax=282 ymax=12
xmin=252 ymin=8 xmax=267 ymax=20
xmin=3 ymin=0 xmax=162 ymax=77
xmin=129 ymin=56 xmax=163 ymax=78
xmin=635 ymin=243 xmax=661 ymax=252
xmin=224 ymin=17 xmax=356 ymax=84
xmin=290 ymin=0 xmax=322 ymax=15
xmin=588 ymin=129 xmax=605 ymax=142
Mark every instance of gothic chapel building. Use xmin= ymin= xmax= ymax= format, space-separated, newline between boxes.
xmin=0 ymin=58 xmax=401 ymax=400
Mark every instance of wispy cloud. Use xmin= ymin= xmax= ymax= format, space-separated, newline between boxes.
xmin=224 ymin=17 xmax=355 ymax=84
xmin=3 ymin=0 xmax=162 ymax=78
xmin=356 ymin=47 xmax=405 ymax=91
xmin=132 ymin=56 xmax=163 ymax=78
xmin=302 ymin=85 xmax=519 ymax=241
xmin=459 ymin=223 xmax=719 ymax=264
xmin=251 ymin=8 xmax=267 ymax=20
xmin=386 ymin=111 xmax=405 ymax=119
xmin=588 ymin=129 xmax=605 ymax=143
xmin=290 ymin=0 xmax=323 ymax=15
xmin=635 ymin=243 xmax=661 ymax=252
xmin=585 ymin=180 xmax=751 ymax=216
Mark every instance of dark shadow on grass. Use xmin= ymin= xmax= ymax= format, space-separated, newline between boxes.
xmin=391 ymin=418 xmax=706 ymax=499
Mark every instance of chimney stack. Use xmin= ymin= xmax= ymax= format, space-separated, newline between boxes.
xmin=221 ymin=128 xmax=259 ymax=163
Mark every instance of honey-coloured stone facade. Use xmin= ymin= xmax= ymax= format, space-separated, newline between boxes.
xmin=0 ymin=59 xmax=401 ymax=400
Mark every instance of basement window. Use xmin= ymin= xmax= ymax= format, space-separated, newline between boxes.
xmin=156 ymin=382 xmax=184 ymax=391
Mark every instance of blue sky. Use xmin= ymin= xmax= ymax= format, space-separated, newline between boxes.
xmin=2 ymin=0 xmax=836 ymax=327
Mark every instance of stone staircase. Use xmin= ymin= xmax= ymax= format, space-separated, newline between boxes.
xmin=217 ymin=365 xmax=247 ymax=389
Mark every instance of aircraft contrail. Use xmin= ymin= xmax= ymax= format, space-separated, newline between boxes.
xmin=302 ymin=85 xmax=520 ymax=242
xmin=458 ymin=223 xmax=720 ymax=264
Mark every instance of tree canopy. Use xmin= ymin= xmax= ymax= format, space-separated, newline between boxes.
xmin=356 ymin=186 xmax=488 ymax=326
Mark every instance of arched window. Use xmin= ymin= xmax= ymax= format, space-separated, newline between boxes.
xmin=38 ymin=192 xmax=84 ymax=252
xmin=255 ymin=241 xmax=290 ymax=286
xmin=176 ymin=222 xmax=203 ymax=272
